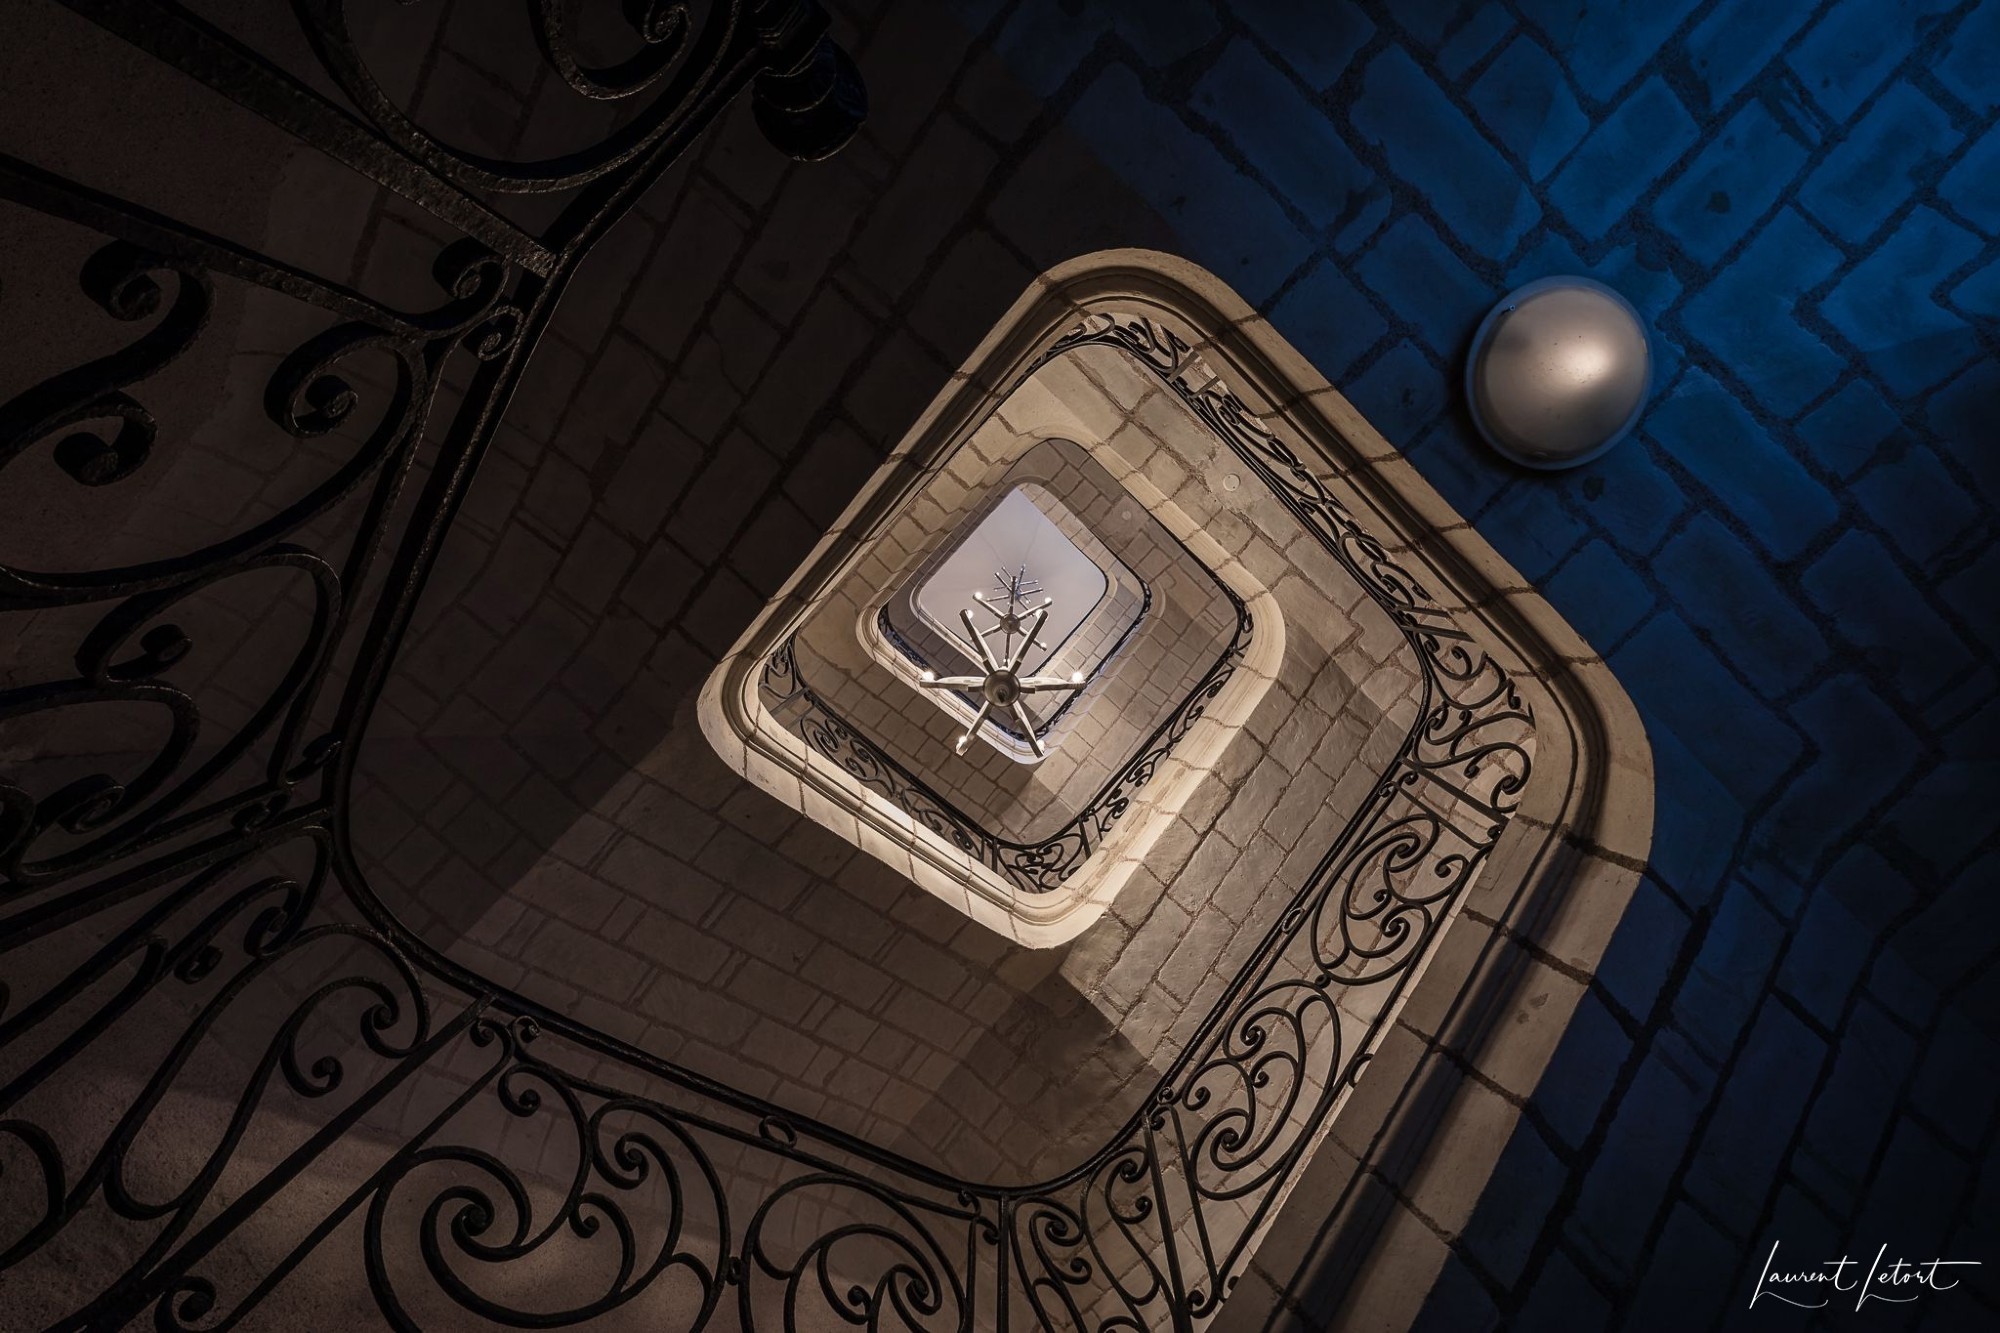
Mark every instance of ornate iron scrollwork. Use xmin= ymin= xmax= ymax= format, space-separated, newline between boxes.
xmin=0 ymin=5 xmax=1531 ymax=1327
xmin=764 ymin=596 xmax=1250 ymax=896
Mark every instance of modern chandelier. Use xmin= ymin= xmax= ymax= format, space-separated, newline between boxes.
xmin=918 ymin=566 xmax=1085 ymax=758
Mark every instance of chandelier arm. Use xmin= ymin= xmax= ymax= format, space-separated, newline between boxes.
xmin=919 ymin=675 xmax=986 ymax=690
xmin=1010 ymin=700 xmax=1045 ymax=757
xmin=960 ymin=608 xmax=1000 ymax=671
xmin=1006 ymin=607 xmax=1050 ymax=673
xmin=954 ymin=701 xmax=992 ymax=755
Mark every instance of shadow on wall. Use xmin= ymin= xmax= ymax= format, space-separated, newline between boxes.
xmin=340 ymin=2 xmax=1209 ymax=1188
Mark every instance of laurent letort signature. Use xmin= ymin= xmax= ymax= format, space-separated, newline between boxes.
xmin=1751 ymin=1241 xmax=1982 ymax=1311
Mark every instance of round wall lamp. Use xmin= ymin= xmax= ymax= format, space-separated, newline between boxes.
xmin=1465 ymin=276 xmax=1653 ymax=470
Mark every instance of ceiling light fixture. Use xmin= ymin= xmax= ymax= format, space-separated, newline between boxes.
xmin=919 ymin=566 xmax=1085 ymax=758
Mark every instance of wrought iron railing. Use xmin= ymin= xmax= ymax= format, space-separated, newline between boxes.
xmin=764 ymin=582 xmax=1243 ymax=896
xmin=0 ymin=6 xmax=1530 ymax=1329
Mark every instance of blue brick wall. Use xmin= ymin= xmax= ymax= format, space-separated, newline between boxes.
xmin=938 ymin=0 xmax=1999 ymax=1324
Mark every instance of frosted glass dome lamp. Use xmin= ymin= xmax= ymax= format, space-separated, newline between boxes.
xmin=1465 ymin=276 xmax=1653 ymax=470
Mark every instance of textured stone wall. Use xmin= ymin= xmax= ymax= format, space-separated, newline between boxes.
xmin=867 ymin=1 xmax=1988 ymax=1328
xmin=5 ymin=0 xmax=1361 ymax=1211
xmin=6 ymin=0 xmax=1995 ymax=1325
xmin=353 ymin=287 xmax=1425 ymax=1190
xmin=785 ymin=416 xmax=1239 ymax=841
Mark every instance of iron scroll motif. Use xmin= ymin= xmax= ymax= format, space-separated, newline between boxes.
xmin=0 ymin=6 xmax=1532 ymax=1325
xmin=0 ymin=0 xmax=864 ymax=897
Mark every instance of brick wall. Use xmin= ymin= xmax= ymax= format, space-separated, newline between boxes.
xmin=784 ymin=417 xmax=1240 ymax=839
xmin=6 ymin=0 xmax=1995 ymax=1324
xmin=93 ymin=0 xmax=1407 ymax=1202
xmin=352 ymin=225 xmax=1428 ymax=1188
xmin=849 ymin=0 xmax=1990 ymax=1327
